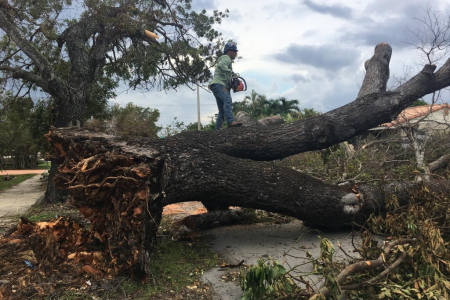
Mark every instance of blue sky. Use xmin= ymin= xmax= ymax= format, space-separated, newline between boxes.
xmin=111 ymin=0 xmax=450 ymax=128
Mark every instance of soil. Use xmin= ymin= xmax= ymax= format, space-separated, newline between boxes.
xmin=0 ymin=170 xmax=48 ymax=175
xmin=0 ymin=200 xmax=216 ymax=300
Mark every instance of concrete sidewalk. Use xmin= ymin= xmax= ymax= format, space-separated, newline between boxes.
xmin=202 ymin=220 xmax=361 ymax=300
xmin=0 ymin=175 xmax=45 ymax=218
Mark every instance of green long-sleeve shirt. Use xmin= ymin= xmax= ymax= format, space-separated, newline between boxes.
xmin=209 ymin=55 xmax=234 ymax=88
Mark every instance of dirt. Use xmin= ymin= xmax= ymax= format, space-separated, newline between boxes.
xmin=163 ymin=202 xmax=207 ymax=218
xmin=0 ymin=200 xmax=216 ymax=300
xmin=0 ymin=170 xmax=48 ymax=175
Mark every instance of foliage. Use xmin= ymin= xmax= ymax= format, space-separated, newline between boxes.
xmin=112 ymin=103 xmax=160 ymax=138
xmin=158 ymin=117 xmax=186 ymax=138
xmin=232 ymin=89 xmax=306 ymax=120
xmin=0 ymin=0 xmax=228 ymax=124
xmin=245 ymin=132 xmax=449 ymax=299
xmin=298 ymin=108 xmax=321 ymax=119
xmin=410 ymin=99 xmax=429 ymax=107
xmin=240 ymin=257 xmax=296 ymax=300
xmin=158 ymin=117 xmax=215 ymax=138
xmin=309 ymin=238 xmax=342 ymax=300
xmin=84 ymin=102 xmax=161 ymax=138
xmin=0 ymin=91 xmax=50 ymax=169
xmin=240 ymin=187 xmax=450 ymax=300
xmin=350 ymin=187 xmax=450 ymax=300
xmin=278 ymin=133 xmax=426 ymax=184
xmin=0 ymin=92 xmax=33 ymax=152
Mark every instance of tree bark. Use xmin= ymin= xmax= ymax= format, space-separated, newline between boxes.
xmin=183 ymin=209 xmax=253 ymax=230
xmin=428 ymin=154 xmax=450 ymax=173
xmin=44 ymin=162 xmax=69 ymax=203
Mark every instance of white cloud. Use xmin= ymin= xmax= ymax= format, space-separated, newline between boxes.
xmin=111 ymin=0 xmax=450 ymax=127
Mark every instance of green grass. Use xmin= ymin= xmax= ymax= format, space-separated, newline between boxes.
xmin=149 ymin=239 xmax=219 ymax=292
xmin=44 ymin=237 xmax=222 ymax=300
xmin=37 ymin=162 xmax=51 ymax=170
xmin=0 ymin=174 xmax=35 ymax=192
xmin=25 ymin=211 xmax=59 ymax=222
xmin=105 ymin=238 xmax=221 ymax=299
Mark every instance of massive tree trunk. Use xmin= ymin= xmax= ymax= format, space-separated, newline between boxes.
xmin=45 ymin=90 xmax=90 ymax=202
xmin=39 ymin=43 xmax=450 ymax=278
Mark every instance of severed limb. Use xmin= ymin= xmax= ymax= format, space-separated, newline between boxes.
xmin=318 ymin=239 xmax=416 ymax=297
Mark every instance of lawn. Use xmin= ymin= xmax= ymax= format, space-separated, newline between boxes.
xmin=0 ymin=174 xmax=35 ymax=192
xmin=37 ymin=162 xmax=51 ymax=170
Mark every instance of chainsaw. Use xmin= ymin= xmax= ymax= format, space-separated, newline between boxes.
xmin=230 ymin=73 xmax=247 ymax=93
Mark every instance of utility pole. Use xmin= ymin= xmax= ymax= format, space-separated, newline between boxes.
xmin=197 ymin=81 xmax=201 ymax=131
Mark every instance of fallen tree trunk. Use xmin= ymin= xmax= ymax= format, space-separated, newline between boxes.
xmin=183 ymin=209 xmax=253 ymax=230
xmin=43 ymin=43 xmax=450 ymax=279
xmin=45 ymin=128 xmax=450 ymax=280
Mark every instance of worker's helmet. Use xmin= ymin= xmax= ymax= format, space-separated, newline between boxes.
xmin=224 ymin=42 xmax=238 ymax=54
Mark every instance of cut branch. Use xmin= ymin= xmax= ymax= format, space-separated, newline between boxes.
xmin=319 ymin=239 xmax=416 ymax=296
xmin=428 ymin=153 xmax=450 ymax=173
xmin=358 ymin=43 xmax=392 ymax=97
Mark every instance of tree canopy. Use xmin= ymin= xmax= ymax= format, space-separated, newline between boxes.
xmin=0 ymin=0 xmax=228 ymax=126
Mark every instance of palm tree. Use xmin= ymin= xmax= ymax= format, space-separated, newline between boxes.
xmin=265 ymin=98 xmax=282 ymax=115
xmin=256 ymin=94 xmax=271 ymax=117
xmin=232 ymin=101 xmax=251 ymax=115
xmin=243 ymin=90 xmax=260 ymax=113
xmin=243 ymin=90 xmax=271 ymax=118
xmin=277 ymin=97 xmax=300 ymax=116
xmin=238 ymin=91 xmax=301 ymax=119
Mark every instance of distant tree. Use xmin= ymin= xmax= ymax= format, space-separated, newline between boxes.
xmin=410 ymin=99 xmax=429 ymax=107
xmin=0 ymin=91 xmax=49 ymax=169
xmin=271 ymin=97 xmax=300 ymax=116
xmin=184 ymin=121 xmax=214 ymax=132
xmin=298 ymin=108 xmax=321 ymax=119
xmin=158 ymin=117 xmax=187 ymax=138
xmin=113 ymin=103 xmax=160 ymax=138
xmin=234 ymin=90 xmax=311 ymax=120
xmin=157 ymin=118 xmax=215 ymax=137
xmin=85 ymin=103 xmax=160 ymax=138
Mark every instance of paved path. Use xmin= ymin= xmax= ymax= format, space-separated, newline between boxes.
xmin=0 ymin=175 xmax=45 ymax=218
xmin=0 ymin=169 xmax=48 ymax=175
xmin=160 ymin=201 xmax=362 ymax=299
xmin=202 ymin=220 xmax=362 ymax=300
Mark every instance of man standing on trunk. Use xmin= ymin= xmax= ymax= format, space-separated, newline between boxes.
xmin=209 ymin=42 xmax=243 ymax=130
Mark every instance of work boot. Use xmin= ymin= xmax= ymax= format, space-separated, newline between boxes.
xmin=228 ymin=121 xmax=243 ymax=128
